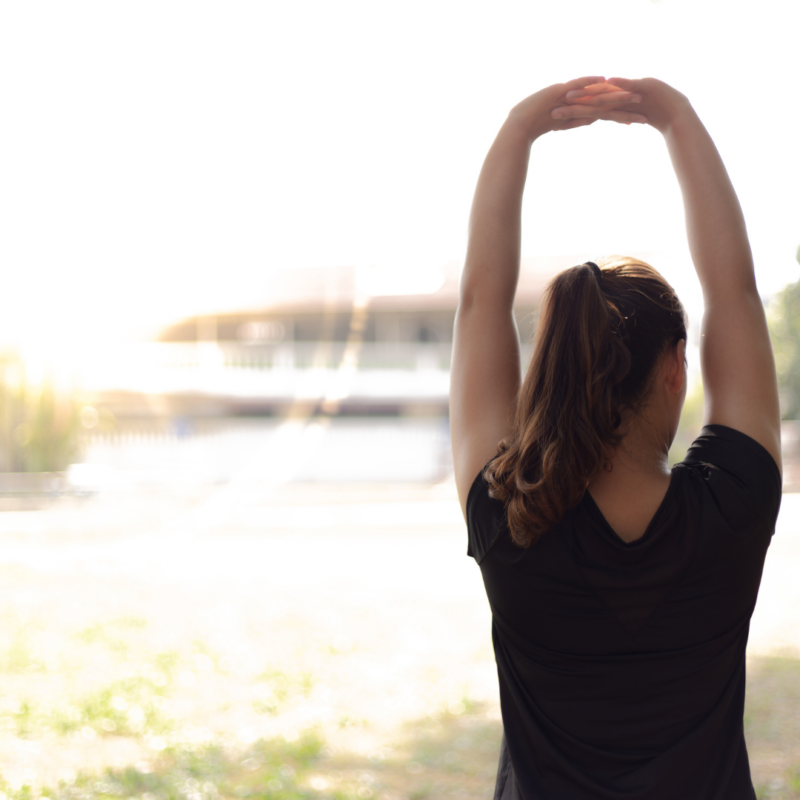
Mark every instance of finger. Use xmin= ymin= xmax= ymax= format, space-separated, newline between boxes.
xmin=568 ymin=81 xmax=620 ymax=97
xmin=551 ymin=105 xmax=585 ymax=120
xmin=551 ymin=104 xmax=612 ymax=120
xmin=605 ymin=77 xmax=637 ymax=92
xmin=561 ymin=117 xmax=597 ymax=130
xmin=564 ymin=82 xmax=622 ymax=100
xmin=566 ymin=90 xmax=641 ymax=106
xmin=596 ymin=109 xmax=649 ymax=124
xmin=563 ymin=75 xmax=606 ymax=92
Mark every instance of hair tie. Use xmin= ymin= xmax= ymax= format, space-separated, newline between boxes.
xmin=586 ymin=261 xmax=603 ymax=287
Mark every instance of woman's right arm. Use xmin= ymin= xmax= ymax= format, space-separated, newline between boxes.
xmin=595 ymin=78 xmax=781 ymax=469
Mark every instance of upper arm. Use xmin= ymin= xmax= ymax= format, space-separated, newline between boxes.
xmin=700 ymin=285 xmax=781 ymax=472
xmin=449 ymin=294 xmax=521 ymax=517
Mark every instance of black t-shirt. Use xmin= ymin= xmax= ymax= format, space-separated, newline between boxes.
xmin=466 ymin=425 xmax=781 ymax=800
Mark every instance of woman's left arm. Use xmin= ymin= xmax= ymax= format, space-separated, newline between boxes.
xmin=450 ymin=78 xmax=647 ymax=516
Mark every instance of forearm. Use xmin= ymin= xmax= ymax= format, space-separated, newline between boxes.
xmin=460 ymin=118 xmax=533 ymax=310
xmin=457 ymin=78 xmax=643 ymax=311
xmin=664 ymin=108 xmax=756 ymax=296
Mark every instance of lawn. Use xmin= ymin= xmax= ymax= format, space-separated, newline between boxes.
xmin=0 ymin=481 xmax=797 ymax=799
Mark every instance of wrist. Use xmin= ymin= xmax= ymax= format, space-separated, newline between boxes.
xmin=658 ymin=95 xmax=697 ymax=138
xmin=504 ymin=106 xmax=546 ymax=144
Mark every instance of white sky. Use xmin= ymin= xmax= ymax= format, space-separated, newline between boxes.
xmin=1 ymin=0 xmax=798 ymax=349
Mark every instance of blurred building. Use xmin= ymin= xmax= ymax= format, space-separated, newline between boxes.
xmin=88 ymin=256 xmax=590 ymax=420
xmin=15 ymin=252 xmax=800 ymax=491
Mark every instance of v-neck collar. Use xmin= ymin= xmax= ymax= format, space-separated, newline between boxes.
xmin=582 ymin=468 xmax=680 ymax=548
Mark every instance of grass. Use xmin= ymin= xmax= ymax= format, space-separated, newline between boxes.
xmin=0 ymin=619 xmax=798 ymax=799
xmin=73 ymin=617 xmax=148 ymax=657
xmin=252 ymin=670 xmax=316 ymax=716
xmin=0 ymin=703 xmax=501 ymax=800
xmin=0 ymin=731 xmax=333 ymax=800
xmin=0 ymin=537 xmax=797 ymax=799
xmin=51 ymin=672 xmax=176 ymax=737
xmin=0 ymin=602 xmax=502 ymax=799
xmin=746 ymin=655 xmax=800 ymax=799
xmin=0 ymin=614 xmax=182 ymax=741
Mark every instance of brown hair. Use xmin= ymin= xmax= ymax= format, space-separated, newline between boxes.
xmin=484 ymin=256 xmax=686 ymax=547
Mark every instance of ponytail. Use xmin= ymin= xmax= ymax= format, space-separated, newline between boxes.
xmin=484 ymin=257 xmax=686 ymax=547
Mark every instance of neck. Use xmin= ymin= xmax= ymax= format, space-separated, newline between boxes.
xmin=593 ymin=407 xmax=673 ymax=491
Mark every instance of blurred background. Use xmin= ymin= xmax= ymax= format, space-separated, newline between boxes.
xmin=0 ymin=0 xmax=799 ymax=798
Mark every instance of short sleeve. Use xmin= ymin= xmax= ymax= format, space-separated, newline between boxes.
xmin=466 ymin=468 xmax=509 ymax=563
xmin=681 ymin=424 xmax=781 ymax=537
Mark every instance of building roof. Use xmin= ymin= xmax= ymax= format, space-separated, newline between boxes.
xmin=204 ymin=255 xmax=607 ymax=316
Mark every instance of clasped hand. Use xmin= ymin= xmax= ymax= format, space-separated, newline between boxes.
xmin=508 ymin=75 xmax=657 ymax=140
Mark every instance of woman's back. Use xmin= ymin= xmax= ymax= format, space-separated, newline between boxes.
xmin=469 ymin=426 xmax=780 ymax=799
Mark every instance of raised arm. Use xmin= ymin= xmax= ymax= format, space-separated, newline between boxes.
xmin=596 ymin=79 xmax=781 ymax=470
xmin=450 ymin=78 xmax=647 ymax=515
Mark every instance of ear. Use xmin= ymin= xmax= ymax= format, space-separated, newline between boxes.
xmin=664 ymin=339 xmax=686 ymax=395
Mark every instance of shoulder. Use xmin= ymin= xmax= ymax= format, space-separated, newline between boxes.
xmin=682 ymin=424 xmax=780 ymax=477
xmin=677 ymin=424 xmax=781 ymax=535
xmin=466 ymin=465 xmax=509 ymax=564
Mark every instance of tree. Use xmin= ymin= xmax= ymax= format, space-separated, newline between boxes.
xmin=0 ymin=355 xmax=82 ymax=472
xmin=767 ymin=246 xmax=800 ymax=419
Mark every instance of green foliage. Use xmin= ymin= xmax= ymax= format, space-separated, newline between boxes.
xmin=1 ymin=664 xmax=177 ymax=739
xmin=0 ymin=732 xmax=331 ymax=800
xmin=0 ymin=626 xmax=37 ymax=673
xmin=0 ymin=613 xmax=182 ymax=740
xmin=0 ymin=355 xmax=83 ymax=472
xmin=73 ymin=617 xmax=149 ymax=656
xmin=767 ymin=249 xmax=800 ymax=420
xmin=745 ymin=655 xmax=800 ymax=798
xmin=18 ymin=383 xmax=82 ymax=472
xmin=745 ymin=656 xmax=800 ymax=745
xmin=51 ymin=672 xmax=176 ymax=737
xmin=669 ymin=378 xmax=705 ymax=465
xmin=252 ymin=669 xmax=316 ymax=715
xmin=402 ymin=700 xmax=500 ymax=779
xmin=787 ymin=765 xmax=800 ymax=793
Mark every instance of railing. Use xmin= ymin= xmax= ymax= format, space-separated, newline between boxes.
xmin=137 ymin=342 xmax=456 ymax=371
xmin=77 ymin=341 xmax=535 ymax=401
xmin=86 ymin=341 xmax=536 ymax=371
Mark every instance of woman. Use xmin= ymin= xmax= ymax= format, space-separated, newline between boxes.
xmin=449 ymin=77 xmax=782 ymax=800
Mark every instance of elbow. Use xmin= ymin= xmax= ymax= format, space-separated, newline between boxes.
xmin=700 ymin=263 xmax=760 ymax=303
xmin=457 ymin=285 xmax=482 ymax=315
xmin=458 ymin=275 xmax=516 ymax=315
